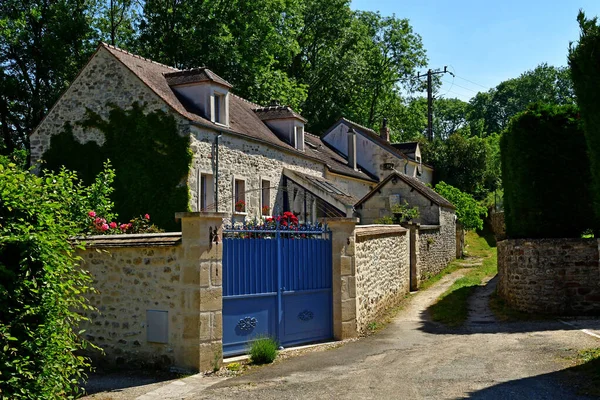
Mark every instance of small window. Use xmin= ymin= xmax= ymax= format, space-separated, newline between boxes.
xmin=261 ymin=180 xmax=271 ymax=216
xmin=234 ymin=179 xmax=246 ymax=213
xmin=197 ymin=171 xmax=214 ymax=211
xmin=214 ymin=93 xmax=223 ymax=124
xmin=295 ymin=125 xmax=304 ymax=151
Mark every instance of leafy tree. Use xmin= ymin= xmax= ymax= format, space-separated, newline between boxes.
xmin=434 ymin=181 xmax=487 ymax=231
xmin=569 ymin=11 xmax=600 ymax=225
xmin=423 ymin=132 xmax=489 ymax=198
xmin=501 ymin=103 xmax=595 ymax=238
xmin=0 ymin=0 xmax=97 ymax=155
xmin=467 ymin=64 xmax=574 ymax=137
xmin=91 ymin=0 xmax=139 ymax=48
xmin=0 ymin=156 xmax=115 ymax=398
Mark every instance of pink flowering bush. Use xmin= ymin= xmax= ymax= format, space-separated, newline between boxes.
xmin=87 ymin=211 xmax=162 ymax=235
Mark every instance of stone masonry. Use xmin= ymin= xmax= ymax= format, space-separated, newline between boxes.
xmin=30 ymin=47 xmax=189 ymax=166
xmin=413 ymin=208 xmax=456 ymax=283
xmin=354 ymin=225 xmax=409 ymax=333
xmin=77 ymin=212 xmax=226 ymax=372
xmin=497 ymin=238 xmax=600 ymax=315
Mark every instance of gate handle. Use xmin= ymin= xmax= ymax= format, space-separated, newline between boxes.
xmin=280 ymin=287 xmax=286 ymax=292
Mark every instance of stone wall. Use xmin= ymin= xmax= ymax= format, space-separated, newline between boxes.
xmin=78 ymin=213 xmax=226 ymax=372
xmin=497 ymin=238 xmax=600 ymax=315
xmin=30 ymin=47 xmax=189 ymax=165
xmin=415 ymin=208 xmax=456 ymax=282
xmin=354 ymin=225 xmax=409 ymax=333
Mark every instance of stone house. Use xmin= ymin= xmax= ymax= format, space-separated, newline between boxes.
xmin=29 ymin=43 xmax=454 ymax=239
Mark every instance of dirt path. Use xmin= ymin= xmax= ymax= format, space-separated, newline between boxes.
xmin=466 ymin=275 xmax=498 ymax=325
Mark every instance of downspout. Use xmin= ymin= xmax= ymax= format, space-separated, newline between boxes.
xmin=215 ymin=134 xmax=222 ymax=212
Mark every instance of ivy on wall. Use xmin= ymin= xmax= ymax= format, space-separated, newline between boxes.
xmin=43 ymin=103 xmax=192 ymax=231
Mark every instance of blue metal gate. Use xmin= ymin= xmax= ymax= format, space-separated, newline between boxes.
xmin=222 ymin=221 xmax=332 ymax=357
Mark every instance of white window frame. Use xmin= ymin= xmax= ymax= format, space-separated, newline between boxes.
xmin=210 ymin=88 xmax=229 ymax=126
xmin=294 ymin=123 xmax=305 ymax=151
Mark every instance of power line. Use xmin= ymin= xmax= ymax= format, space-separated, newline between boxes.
xmin=441 ymin=79 xmax=481 ymax=94
xmin=455 ymin=75 xmax=490 ymax=90
xmin=417 ymin=66 xmax=455 ymax=141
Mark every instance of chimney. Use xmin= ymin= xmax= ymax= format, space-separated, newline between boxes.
xmin=348 ymin=127 xmax=357 ymax=171
xmin=380 ymin=118 xmax=390 ymax=142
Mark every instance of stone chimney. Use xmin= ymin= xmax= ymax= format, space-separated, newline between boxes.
xmin=348 ymin=127 xmax=357 ymax=171
xmin=380 ymin=118 xmax=390 ymax=143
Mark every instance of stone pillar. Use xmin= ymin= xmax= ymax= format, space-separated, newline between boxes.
xmin=407 ymin=222 xmax=419 ymax=291
xmin=324 ymin=218 xmax=358 ymax=340
xmin=175 ymin=212 xmax=227 ymax=372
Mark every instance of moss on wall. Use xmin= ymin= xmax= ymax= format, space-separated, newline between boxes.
xmin=43 ymin=103 xmax=192 ymax=231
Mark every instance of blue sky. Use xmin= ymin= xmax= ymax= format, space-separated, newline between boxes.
xmin=350 ymin=0 xmax=600 ymax=101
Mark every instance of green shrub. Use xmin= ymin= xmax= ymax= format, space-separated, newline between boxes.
xmin=0 ymin=158 xmax=115 ymax=398
xmin=434 ymin=181 xmax=487 ymax=231
xmin=500 ymin=103 xmax=594 ymax=238
xmin=248 ymin=336 xmax=279 ymax=365
xmin=43 ymin=102 xmax=192 ymax=231
xmin=569 ymin=11 xmax=600 ymax=227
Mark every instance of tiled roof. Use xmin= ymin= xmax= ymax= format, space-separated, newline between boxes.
xmin=100 ymin=43 xmax=376 ymax=183
xmin=254 ymin=105 xmax=307 ymax=123
xmin=285 ymin=169 xmax=358 ymax=206
xmin=392 ymin=142 xmax=418 ymax=155
xmin=304 ymin=133 xmax=378 ymax=182
xmin=164 ymin=68 xmax=233 ymax=88
xmin=354 ymin=171 xmax=456 ymax=210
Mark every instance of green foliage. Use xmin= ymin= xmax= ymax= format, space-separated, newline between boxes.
xmin=569 ymin=11 xmax=600 ymax=227
xmin=0 ymin=157 xmax=106 ymax=399
xmin=501 ymin=103 xmax=595 ymax=238
xmin=248 ymin=336 xmax=279 ymax=365
xmin=374 ymin=215 xmax=395 ymax=225
xmin=434 ymin=182 xmax=487 ymax=231
xmin=391 ymin=200 xmax=420 ymax=222
xmin=0 ymin=0 xmax=99 ymax=154
xmin=424 ymin=133 xmax=491 ymax=198
xmin=467 ymin=63 xmax=575 ymax=137
xmin=43 ymin=103 xmax=192 ymax=231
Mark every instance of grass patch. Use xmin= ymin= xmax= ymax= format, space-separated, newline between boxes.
xmin=569 ymin=348 xmax=600 ymax=396
xmin=428 ymin=231 xmax=497 ymax=327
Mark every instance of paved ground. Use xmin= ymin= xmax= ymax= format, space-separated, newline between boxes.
xmin=83 ymin=270 xmax=600 ymax=399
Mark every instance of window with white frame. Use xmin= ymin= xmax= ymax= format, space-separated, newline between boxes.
xmin=233 ymin=178 xmax=246 ymax=213
xmin=213 ymin=92 xmax=227 ymax=125
xmin=261 ymin=179 xmax=271 ymax=216
xmin=295 ymin=125 xmax=304 ymax=151
xmin=197 ymin=171 xmax=214 ymax=211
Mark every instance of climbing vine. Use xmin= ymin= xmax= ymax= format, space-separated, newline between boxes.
xmin=43 ymin=103 xmax=192 ymax=231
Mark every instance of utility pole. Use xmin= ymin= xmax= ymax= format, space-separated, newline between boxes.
xmin=417 ymin=66 xmax=455 ymax=141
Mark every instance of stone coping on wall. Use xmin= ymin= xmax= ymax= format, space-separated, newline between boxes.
xmin=419 ymin=224 xmax=441 ymax=231
xmin=74 ymin=232 xmax=182 ymax=247
xmin=355 ymin=224 xmax=407 ymax=241
xmin=174 ymin=211 xmax=228 ymax=220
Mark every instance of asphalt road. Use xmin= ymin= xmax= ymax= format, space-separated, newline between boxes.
xmin=188 ymin=270 xmax=600 ymax=400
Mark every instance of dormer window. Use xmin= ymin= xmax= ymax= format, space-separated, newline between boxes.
xmin=211 ymin=90 xmax=228 ymax=126
xmin=295 ymin=125 xmax=304 ymax=151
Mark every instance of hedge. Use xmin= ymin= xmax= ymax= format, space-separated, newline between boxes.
xmin=569 ymin=11 xmax=600 ymax=226
xmin=500 ymin=103 xmax=594 ymax=238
